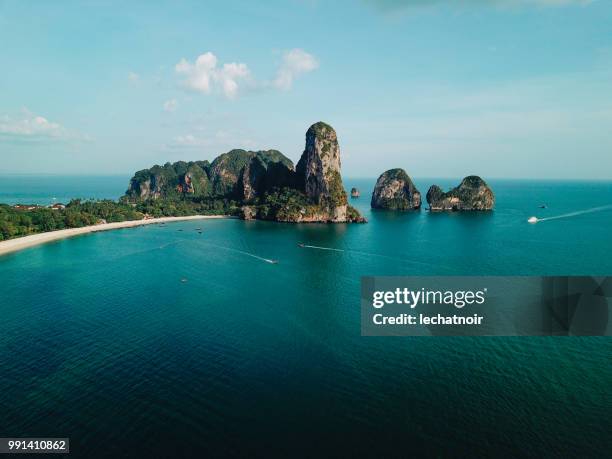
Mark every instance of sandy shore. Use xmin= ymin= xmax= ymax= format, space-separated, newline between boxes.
xmin=0 ymin=215 xmax=231 ymax=257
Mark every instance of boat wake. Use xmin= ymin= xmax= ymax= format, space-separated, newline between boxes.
xmin=299 ymin=243 xmax=345 ymax=252
xmin=528 ymin=204 xmax=612 ymax=224
xmin=298 ymin=243 xmax=445 ymax=269
xmin=211 ymin=244 xmax=278 ymax=264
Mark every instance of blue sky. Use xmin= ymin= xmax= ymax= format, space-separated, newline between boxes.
xmin=1 ymin=0 xmax=611 ymax=178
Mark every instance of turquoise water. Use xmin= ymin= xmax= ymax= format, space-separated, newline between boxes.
xmin=1 ymin=178 xmax=611 ymax=457
xmin=0 ymin=175 xmax=129 ymax=205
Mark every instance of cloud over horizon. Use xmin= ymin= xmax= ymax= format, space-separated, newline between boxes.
xmin=175 ymin=49 xmax=318 ymax=99
xmin=0 ymin=110 xmax=86 ymax=143
xmin=274 ymin=49 xmax=319 ymax=91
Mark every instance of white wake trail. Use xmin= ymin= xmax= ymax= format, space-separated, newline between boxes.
xmin=198 ymin=242 xmax=277 ymax=264
xmin=298 ymin=244 xmax=444 ymax=269
xmin=219 ymin=246 xmax=277 ymax=264
xmin=535 ymin=204 xmax=612 ymax=223
xmin=300 ymin=244 xmax=345 ymax=252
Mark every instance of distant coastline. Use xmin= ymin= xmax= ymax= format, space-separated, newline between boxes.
xmin=0 ymin=215 xmax=231 ymax=257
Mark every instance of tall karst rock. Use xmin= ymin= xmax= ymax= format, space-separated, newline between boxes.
xmin=295 ymin=122 xmax=350 ymax=222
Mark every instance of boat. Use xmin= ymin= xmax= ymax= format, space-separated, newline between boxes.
xmin=528 ymin=216 xmax=538 ymax=224
xmin=298 ymin=242 xmax=305 ymax=248
xmin=539 ymin=205 xmax=547 ymax=209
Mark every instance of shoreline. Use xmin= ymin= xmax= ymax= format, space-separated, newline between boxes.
xmin=0 ymin=215 xmax=232 ymax=257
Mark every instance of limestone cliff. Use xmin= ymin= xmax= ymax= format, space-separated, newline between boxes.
xmin=239 ymin=151 xmax=295 ymax=201
xmin=124 ymin=122 xmax=364 ymax=224
xmin=126 ymin=161 xmax=211 ymax=200
xmin=426 ymin=176 xmax=494 ymax=211
xmin=371 ymin=169 xmax=421 ymax=210
xmin=295 ymin=122 xmax=351 ymax=222
xmin=177 ymin=162 xmax=211 ymax=196
xmin=208 ymin=150 xmax=254 ymax=197
xmin=126 ymin=150 xmax=294 ymax=201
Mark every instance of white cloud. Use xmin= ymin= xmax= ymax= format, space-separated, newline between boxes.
xmin=0 ymin=110 xmax=86 ymax=142
xmin=128 ymin=71 xmax=140 ymax=82
xmin=175 ymin=49 xmax=319 ymax=99
xmin=163 ymin=99 xmax=178 ymax=112
xmin=166 ymin=129 xmax=257 ymax=150
xmin=173 ymin=134 xmax=206 ymax=147
xmin=175 ymin=52 xmax=251 ymax=99
xmin=274 ymin=49 xmax=319 ymax=91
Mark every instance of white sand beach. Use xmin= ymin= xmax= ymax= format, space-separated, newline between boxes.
xmin=0 ymin=215 xmax=231 ymax=257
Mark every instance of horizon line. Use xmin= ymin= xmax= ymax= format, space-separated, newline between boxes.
xmin=0 ymin=172 xmax=611 ymax=182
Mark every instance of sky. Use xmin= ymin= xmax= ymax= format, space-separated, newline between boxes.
xmin=1 ymin=0 xmax=611 ymax=179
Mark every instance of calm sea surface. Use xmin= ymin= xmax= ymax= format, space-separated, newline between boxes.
xmin=1 ymin=177 xmax=611 ymax=457
xmin=0 ymin=175 xmax=129 ymax=205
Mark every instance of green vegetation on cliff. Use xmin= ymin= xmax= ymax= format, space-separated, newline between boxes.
xmin=127 ymin=149 xmax=295 ymax=201
xmin=325 ymin=169 xmax=348 ymax=207
xmin=244 ymin=187 xmax=361 ymax=223
xmin=308 ymin=121 xmax=334 ymax=137
xmin=209 ymin=149 xmax=254 ymax=196
xmin=127 ymin=161 xmax=212 ymax=200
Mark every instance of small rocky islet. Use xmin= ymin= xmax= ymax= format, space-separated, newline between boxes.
xmin=426 ymin=176 xmax=495 ymax=211
xmin=370 ymin=170 xmax=494 ymax=212
xmin=371 ymin=168 xmax=421 ymax=210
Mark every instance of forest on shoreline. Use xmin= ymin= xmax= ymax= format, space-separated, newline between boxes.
xmin=0 ymin=197 xmax=236 ymax=241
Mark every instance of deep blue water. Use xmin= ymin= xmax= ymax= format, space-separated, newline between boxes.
xmin=0 ymin=177 xmax=611 ymax=457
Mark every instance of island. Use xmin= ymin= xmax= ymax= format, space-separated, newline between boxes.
xmin=371 ymin=168 xmax=421 ymax=210
xmin=125 ymin=122 xmax=365 ymax=223
xmin=426 ymin=176 xmax=494 ymax=211
xmin=350 ymin=188 xmax=360 ymax=198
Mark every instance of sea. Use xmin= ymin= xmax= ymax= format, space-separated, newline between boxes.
xmin=0 ymin=175 xmax=611 ymax=457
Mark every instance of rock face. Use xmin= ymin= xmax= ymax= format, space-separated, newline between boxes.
xmin=208 ymin=150 xmax=254 ymax=197
xmin=240 ymin=205 xmax=257 ymax=220
xmin=426 ymin=176 xmax=494 ymax=211
xmin=239 ymin=150 xmax=295 ymax=201
xmin=295 ymin=122 xmax=350 ymax=222
xmin=350 ymin=188 xmax=360 ymax=198
xmin=177 ymin=162 xmax=210 ymax=195
xmin=125 ymin=150 xmax=294 ymax=201
xmin=126 ymin=161 xmax=212 ymax=200
xmin=371 ymin=168 xmax=421 ymax=210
